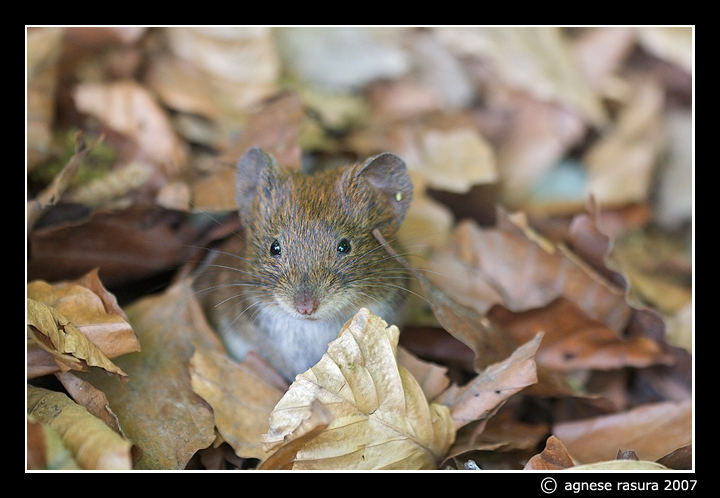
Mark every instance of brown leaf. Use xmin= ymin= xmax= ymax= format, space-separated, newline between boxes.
xmin=489 ymin=298 xmax=672 ymax=371
xmin=189 ymin=347 xmax=285 ymax=460
xmin=585 ymin=79 xmax=665 ymax=206
xmin=396 ymin=346 xmax=450 ymax=402
xmin=656 ymin=444 xmax=691 ymax=470
xmin=446 ymin=410 xmax=548 ymax=462
xmin=79 ymin=280 xmax=222 ymax=469
xmin=27 ymin=27 xmax=63 ymax=170
xmin=553 ymin=399 xmax=691 ymax=463
xmin=374 ymin=228 xmax=514 ymax=371
xmin=28 ymin=386 xmax=132 ymax=469
xmin=436 ymin=333 xmax=541 ymax=430
xmin=221 ymin=92 xmax=304 ymax=171
xmin=27 ymin=416 xmax=80 ymax=470
xmin=28 ymin=269 xmax=138 ymax=358
xmin=28 ymin=204 xmax=202 ymax=287
xmin=523 ymin=435 xmax=575 ymax=470
xmin=73 ymin=80 xmax=188 ymax=173
xmin=429 ymin=212 xmax=633 ymax=333
xmin=261 ymin=308 xmax=455 ymax=470
xmin=191 ymin=165 xmax=238 ymax=212
xmin=27 ymin=298 xmax=127 ymax=377
xmin=56 ymin=371 xmax=124 ymax=435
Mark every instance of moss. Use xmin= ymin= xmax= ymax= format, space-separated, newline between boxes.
xmin=28 ymin=129 xmax=117 ymax=192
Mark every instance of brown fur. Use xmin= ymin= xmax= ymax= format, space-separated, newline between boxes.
xmin=195 ymin=150 xmax=412 ymax=380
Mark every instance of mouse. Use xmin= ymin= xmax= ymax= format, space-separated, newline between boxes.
xmin=194 ymin=147 xmax=413 ymax=381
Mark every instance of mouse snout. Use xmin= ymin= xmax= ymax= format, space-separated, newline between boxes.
xmin=294 ymin=289 xmax=319 ymax=316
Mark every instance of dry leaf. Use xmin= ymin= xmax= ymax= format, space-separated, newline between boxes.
xmin=523 ymin=435 xmax=575 ymax=470
xmin=637 ymin=27 xmax=692 ymax=73
xmin=28 ymin=204 xmax=202 ymax=287
xmin=66 ymin=161 xmax=155 ymax=207
xmin=28 ymin=270 xmax=138 ymax=359
xmin=570 ymin=460 xmax=669 ymax=470
xmin=435 ymin=27 xmax=605 ymax=125
xmin=27 ymin=386 xmax=132 ymax=469
xmin=165 ymin=27 xmax=279 ymax=112
xmin=416 ymin=128 xmax=497 ymax=193
xmin=585 ymin=79 xmax=665 ymax=206
xmin=494 ymin=94 xmax=586 ymax=207
xmin=437 ymin=333 xmax=541 ymax=430
xmin=27 ymin=27 xmax=63 ymax=170
xmin=553 ymin=399 xmax=691 ymax=463
xmin=56 ymin=371 xmax=123 ymax=435
xmin=489 ymin=298 xmax=672 ymax=371
xmin=220 ymin=92 xmax=304 ymax=171
xmin=191 ymin=165 xmax=237 ymax=212
xmin=73 ymin=80 xmax=188 ymax=173
xmin=429 ymin=213 xmax=632 ymax=333
xmin=189 ymin=348 xmax=285 ymax=460
xmin=396 ymin=346 xmax=450 ymax=402
xmin=261 ymin=308 xmax=455 ymax=470
xmin=374 ymin=228 xmax=514 ymax=371
xmin=79 ymin=280 xmax=222 ymax=469
xmin=656 ymin=444 xmax=691 ymax=470
xmin=27 ymin=416 xmax=80 ymax=470
xmin=571 ymin=27 xmax=636 ymax=90
xmin=27 ymin=298 xmax=127 ymax=377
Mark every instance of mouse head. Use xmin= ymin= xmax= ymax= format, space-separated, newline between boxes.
xmin=235 ymin=147 xmax=413 ymax=321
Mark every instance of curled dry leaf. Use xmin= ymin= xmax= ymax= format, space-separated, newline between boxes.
xmin=73 ymin=80 xmax=188 ymax=173
xmin=79 ymin=280 xmax=222 ymax=469
xmin=28 ymin=269 xmax=138 ymax=358
xmin=437 ymin=332 xmax=541 ymax=430
xmin=189 ymin=348 xmax=285 ymax=460
xmin=553 ymin=399 xmax=691 ymax=463
xmin=261 ymin=308 xmax=455 ymax=470
xmin=56 ymin=371 xmax=124 ymax=435
xmin=27 ymin=386 xmax=132 ymax=470
xmin=27 ymin=298 xmax=127 ymax=378
xmin=523 ymin=435 xmax=575 ymax=470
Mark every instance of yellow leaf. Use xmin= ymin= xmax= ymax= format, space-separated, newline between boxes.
xmin=27 ymin=298 xmax=127 ymax=377
xmin=570 ymin=460 xmax=669 ymax=470
xmin=261 ymin=308 xmax=455 ymax=470
xmin=27 ymin=386 xmax=132 ymax=470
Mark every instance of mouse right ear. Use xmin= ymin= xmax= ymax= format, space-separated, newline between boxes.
xmin=236 ymin=147 xmax=281 ymax=220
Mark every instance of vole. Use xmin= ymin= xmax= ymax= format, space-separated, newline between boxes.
xmin=195 ymin=147 xmax=413 ymax=381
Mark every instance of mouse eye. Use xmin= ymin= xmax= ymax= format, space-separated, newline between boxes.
xmin=337 ymin=239 xmax=351 ymax=255
xmin=269 ymin=239 xmax=281 ymax=257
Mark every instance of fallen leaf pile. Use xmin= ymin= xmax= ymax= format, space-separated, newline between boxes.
xmin=27 ymin=26 xmax=692 ymax=471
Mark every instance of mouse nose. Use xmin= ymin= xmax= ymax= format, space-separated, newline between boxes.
xmin=295 ymin=291 xmax=319 ymax=316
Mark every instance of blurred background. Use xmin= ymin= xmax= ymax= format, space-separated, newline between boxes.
xmin=26 ymin=26 xmax=692 ymax=331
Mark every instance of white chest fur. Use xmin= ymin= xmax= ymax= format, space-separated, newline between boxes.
xmin=218 ymin=302 xmax=395 ymax=381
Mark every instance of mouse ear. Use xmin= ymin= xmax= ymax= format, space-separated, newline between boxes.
xmin=355 ymin=152 xmax=413 ymax=225
xmin=235 ymin=147 xmax=281 ymax=220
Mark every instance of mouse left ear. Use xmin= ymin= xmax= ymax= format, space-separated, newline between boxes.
xmin=355 ymin=152 xmax=413 ymax=225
